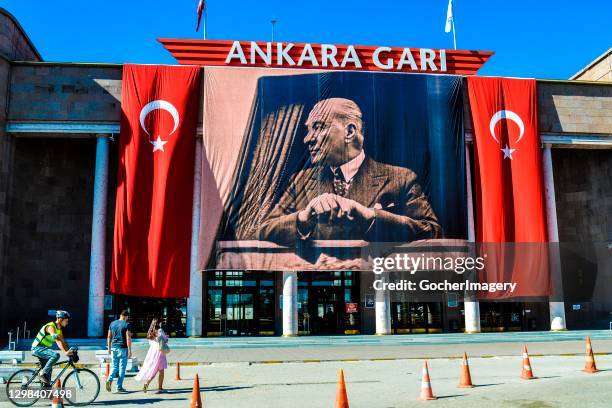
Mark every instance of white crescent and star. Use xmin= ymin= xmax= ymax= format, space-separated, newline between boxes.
xmin=139 ymin=100 xmax=180 ymax=153
xmin=489 ymin=109 xmax=525 ymax=160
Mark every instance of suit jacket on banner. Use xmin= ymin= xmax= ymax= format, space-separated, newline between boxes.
xmin=257 ymin=156 xmax=442 ymax=244
xmin=468 ymin=77 xmax=550 ymax=299
xmin=111 ymin=64 xmax=201 ymax=298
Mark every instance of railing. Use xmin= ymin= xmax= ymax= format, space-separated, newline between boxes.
xmin=6 ymin=322 xmax=30 ymax=351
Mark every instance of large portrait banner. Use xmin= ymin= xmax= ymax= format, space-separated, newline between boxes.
xmin=198 ymin=68 xmax=467 ymax=276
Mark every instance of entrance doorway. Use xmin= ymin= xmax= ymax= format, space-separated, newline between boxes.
xmin=391 ymin=302 xmax=444 ymax=334
xmin=206 ymin=271 xmax=275 ymax=336
xmin=113 ymin=296 xmax=187 ymax=338
xmin=479 ymin=302 xmax=524 ymax=331
xmin=298 ymin=271 xmax=360 ymax=335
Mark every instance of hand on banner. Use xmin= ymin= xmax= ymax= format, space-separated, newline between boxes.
xmin=298 ymin=193 xmax=375 ymax=224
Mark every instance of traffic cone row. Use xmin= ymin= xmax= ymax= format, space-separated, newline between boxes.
xmin=51 ymin=379 xmax=64 ymax=408
xmin=180 ymin=338 xmax=601 ymax=406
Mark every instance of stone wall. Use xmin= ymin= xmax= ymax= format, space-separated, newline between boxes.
xmin=3 ymin=138 xmax=96 ymax=338
xmin=539 ymin=81 xmax=612 ymax=135
xmin=553 ymin=148 xmax=612 ymax=329
xmin=0 ymin=58 xmax=13 ymax=341
xmin=8 ymin=64 xmax=121 ymax=122
xmin=572 ymin=50 xmax=612 ymax=82
xmin=0 ymin=8 xmax=40 ymax=62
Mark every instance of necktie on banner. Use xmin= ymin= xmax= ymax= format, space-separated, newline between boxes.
xmin=111 ymin=64 xmax=201 ymax=298
xmin=467 ymin=77 xmax=550 ymax=299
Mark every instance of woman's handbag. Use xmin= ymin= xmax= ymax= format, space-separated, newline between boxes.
xmin=159 ymin=337 xmax=171 ymax=355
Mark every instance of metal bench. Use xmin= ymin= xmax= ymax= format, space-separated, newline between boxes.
xmin=95 ymin=351 xmax=140 ymax=375
xmin=0 ymin=351 xmax=25 ymax=364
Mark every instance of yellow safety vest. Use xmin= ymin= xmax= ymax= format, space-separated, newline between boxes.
xmin=31 ymin=322 xmax=62 ymax=349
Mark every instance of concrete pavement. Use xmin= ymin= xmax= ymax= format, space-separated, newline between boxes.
xmin=6 ymin=354 xmax=610 ymax=407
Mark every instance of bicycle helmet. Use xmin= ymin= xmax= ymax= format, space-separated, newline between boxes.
xmin=56 ymin=310 xmax=71 ymax=319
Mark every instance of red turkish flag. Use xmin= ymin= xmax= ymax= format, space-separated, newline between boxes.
xmin=468 ymin=77 xmax=550 ymax=299
xmin=111 ymin=64 xmax=201 ymax=298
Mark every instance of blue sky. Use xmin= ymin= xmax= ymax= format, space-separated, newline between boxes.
xmin=2 ymin=0 xmax=611 ymax=79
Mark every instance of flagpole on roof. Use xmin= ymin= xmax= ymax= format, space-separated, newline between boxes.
xmin=445 ymin=0 xmax=457 ymax=50
xmin=196 ymin=0 xmax=206 ymax=40
xmin=204 ymin=7 xmax=207 ymax=40
xmin=452 ymin=15 xmax=457 ymax=50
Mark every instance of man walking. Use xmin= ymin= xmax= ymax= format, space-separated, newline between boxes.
xmin=106 ymin=310 xmax=132 ymax=393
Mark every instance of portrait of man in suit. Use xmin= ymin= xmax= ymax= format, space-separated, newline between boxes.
xmin=257 ymin=97 xmax=442 ymax=245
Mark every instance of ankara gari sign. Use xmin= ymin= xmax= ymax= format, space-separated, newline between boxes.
xmin=159 ymin=39 xmax=494 ymax=75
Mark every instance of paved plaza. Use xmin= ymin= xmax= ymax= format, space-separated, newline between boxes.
xmin=5 ymin=355 xmax=611 ymax=407
xmin=3 ymin=331 xmax=612 ymax=407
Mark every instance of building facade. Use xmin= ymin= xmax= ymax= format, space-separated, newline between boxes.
xmin=0 ymin=8 xmax=610 ymax=340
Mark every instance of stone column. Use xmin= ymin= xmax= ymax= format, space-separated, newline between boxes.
xmin=187 ymin=138 xmax=203 ymax=337
xmin=542 ymin=145 xmax=567 ymax=331
xmin=87 ymin=134 xmax=109 ymax=338
xmin=282 ymin=271 xmax=298 ymax=336
xmin=375 ymin=273 xmax=392 ymax=335
xmin=464 ymin=144 xmax=481 ymax=333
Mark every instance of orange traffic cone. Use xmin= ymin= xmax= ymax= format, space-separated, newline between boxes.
xmin=51 ymin=378 xmax=64 ymax=408
xmin=520 ymin=345 xmax=536 ymax=380
xmin=419 ymin=361 xmax=437 ymax=400
xmin=190 ymin=374 xmax=203 ymax=408
xmin=457 ymin=352 xmax=475 ymax=388
xmin=335 ymin=369 xmax=349 ymax=408
xmin=583 ymin=336 xmax=599 ymax=373
xmin=175 ymin=362 xmax=182 ymax=380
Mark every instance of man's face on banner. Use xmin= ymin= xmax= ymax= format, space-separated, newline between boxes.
xmin=304 ymin=101 xmax=349 ymax=167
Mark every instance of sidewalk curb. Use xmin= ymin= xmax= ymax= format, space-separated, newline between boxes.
xmin=6 ymin=352 xmax=610 ymax=369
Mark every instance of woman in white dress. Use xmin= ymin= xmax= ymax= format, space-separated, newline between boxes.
xmin=134 ymin=318 xmax=169 ymax=393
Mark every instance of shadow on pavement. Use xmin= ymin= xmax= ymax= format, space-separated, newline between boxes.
xmin=92 ymin=397 xmax=186 ymax=405
xmin=435 ymin=394 xmax=467 ymax=399
xmin=256 ymin=380 xmax=381 ymax=387
xmin=474 ymin=383 xmax=504 ymax=387
xmin=154 ymin=385 xmax=253 ymax=394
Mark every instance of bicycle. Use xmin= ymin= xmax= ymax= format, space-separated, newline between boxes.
xmin=5 ymin=347 xmax=100 ymax=407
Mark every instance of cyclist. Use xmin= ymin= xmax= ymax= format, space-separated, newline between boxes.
xmin=31 ymin=310 xmax=73 ymax=386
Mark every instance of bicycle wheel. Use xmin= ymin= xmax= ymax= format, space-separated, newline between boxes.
xmin=4 ymin=368 xmax=42 ymax=407
xmin=62 ymin=367 xmax=100 ymax=406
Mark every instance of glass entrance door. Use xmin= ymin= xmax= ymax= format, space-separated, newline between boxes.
xmin=113 ymin=296 xmax=186 ymax=338
xmin=480 ymin=302 xmax=524 ymax=331
xmin=298 ymin=271 xmax=360 ymax=335
xmin=226 ymin=291 xmax=254 ymax=336
xmin=391 ymin=302 xmax=443 ymax=334
xmin=206 ymin=271 xmax=276 ymax=336
xmin=312 ymin=287 xmax=342 ymax=335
